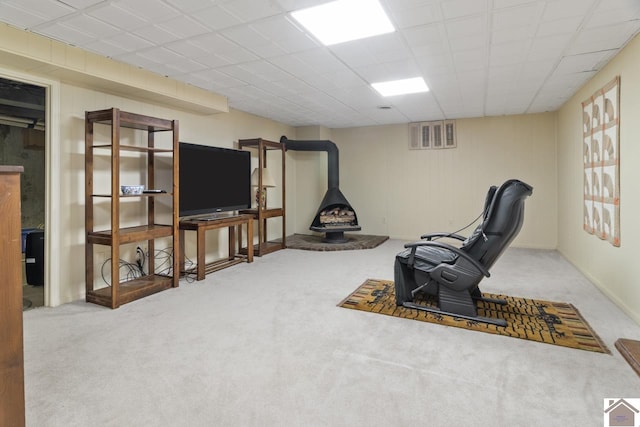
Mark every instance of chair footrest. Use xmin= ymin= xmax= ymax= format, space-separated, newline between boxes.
xmin=402 ymin=302 xmax=507 ymax=327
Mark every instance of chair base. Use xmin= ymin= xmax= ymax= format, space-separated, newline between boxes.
xmin=402 ymin=301 xmax=507 ymax=327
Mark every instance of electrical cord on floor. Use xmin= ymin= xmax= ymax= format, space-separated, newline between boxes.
xmin=99 ymin=247 xmax=194 ymax=285
xmin=100 ymin=257 xmax=145 ymax=286
xmin=136 ymin=246 xmax=145 ymax=276
xmin=153 ymin=247 xmax=174 ymax=277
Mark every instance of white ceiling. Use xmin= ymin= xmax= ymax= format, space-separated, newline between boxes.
xmin=1 ymin=0 xmax=639 ymax=128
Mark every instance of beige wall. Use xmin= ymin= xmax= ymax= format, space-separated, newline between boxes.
xmin=557 ymin=33 xmax=640 ymax=324
xmin=297 ymin=113 xmax=558 ymax=248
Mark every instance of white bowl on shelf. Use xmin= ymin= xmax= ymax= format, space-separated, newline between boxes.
xmin=121 ymin=185 xmax=145 ymax=195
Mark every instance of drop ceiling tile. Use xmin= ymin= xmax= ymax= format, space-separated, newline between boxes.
xmin=488 ymin=64 xmax=521 ymax=84
xmin=4 ymin=0 xmax=74 ymax=21
xmin=330 ymin=43 xmax=378 ymax=68
xmin=494 ymin=0 xmax=544 ymax=8
xmin=251 ymin=16 xmax=318 ymax=53
xmin=133 ymin=25 xmax=183 ymax=45
xmin=57 ymin=0 xmax=104 ymax=7
xmin=554 ymin=51 xmax=615 ymax=74
xmin=137 ymin=47 xmax=185 ymax=65
xmin=238 ymin=61 xmax=293 ymax=82
xmin=492 ymin=27 xmax=535 ymax=45
xmin=218 ymin=0 xmax=284 ymax=23
xmin=403 ymin=23 xmax=446 ymax=48
xmin=536 ymin=16 xmax=582 ymax=37
xmin=274 ymin=0 xmax=324 ymax=12
xmin=191 ymin=69 xmax=246 ymax=90
xmin=288 ymin=48 xmax=347 ymax=74
xmin=88 ymin=3 xmax=149 ymax=31
xmin=493 ymin=3 xmax=542 ymax=29
xmin=189 ymin=33 xmax=259 ymax=63
xmin=268 ymin=54 xmax=318 ymax=78
xmin=389 ymin=3 xmax=442 ymax=29
xmin=156 ymin=15 xmax=210 ymax=39
xmin=452 ymin=49 xmax=487 ymax=72
xmin=0 ymin=3 xmax=49 ymax=28
xmin=567 ymin=21 xmax=640 ymax=55
xmin=103 ymin=32 xmax=155 ymax=53
xmin=441 ymin=0 xmax=487 ymax=20
xmin=322 ymin=70 xmax=367 ymax=90
xmin=448 ymin=34 xmax=487 ymax=52
xmin=33 ymin=22 xmax=91 ymax=46
xmin=456 ymin=69 xmax=487 ymax=89
xmin=586 ymin=0 xmax=640 ymax=28
xmin=116 ymin=0 xmax=181 ymax=22
xmin=416 ymin=53 xmax=456 ymax=76
xmin=518 ymin=59 xmax=555 ymax=82
xmin=57 ymin=14 xmax=120 ymax=39
xmin=445 ymin=15 xmax=485 ymax=40
xmin=527 ymin=33 xmax=574 ymax=61
xmin=542 ymin=0 xmax=596 ymax=21
xmin=191 ymin=53 xmax=233 ymax=68
xmin=165 ymin=40 xmax=211 ymax=59
xmin=190 ymin=32 xmax=247 ymax=54
xmin=162 ymin=0 xmax=219 ymax=13
xmin=354 ymin=61 xmax=417 ymax=83
xmin=191 ymin=5 xmax=243 ymax=30
xmin=84 ymin=39 xmax=130 ymax=58
xmin=489 ymin=40 xmax=529 ymax=66
xmin=164 ymin=59 xmax=207 ymax=75
xmin=220 ymin=25 xmax=269 ymax=50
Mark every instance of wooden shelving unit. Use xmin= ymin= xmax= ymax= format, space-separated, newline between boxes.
xmin=238 ymin=138 xmax=286 ymax=256
xmin=0 ymin=166 xmax=25 ymax=427
xmin=85 ymin=108 xmax=179 ymax=308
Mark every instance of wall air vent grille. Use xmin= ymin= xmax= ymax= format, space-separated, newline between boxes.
xmin=408 ymin=120 xmax=456 ymax=150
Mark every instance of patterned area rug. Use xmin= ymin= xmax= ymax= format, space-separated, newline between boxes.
xmin=338 ymin=279 xmax=610 ymax=353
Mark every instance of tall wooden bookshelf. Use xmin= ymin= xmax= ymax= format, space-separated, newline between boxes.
xmin=85 ymin=108 xmax=179 ymax=308
xmin=238 ymin=138 xmax=286 ymax=256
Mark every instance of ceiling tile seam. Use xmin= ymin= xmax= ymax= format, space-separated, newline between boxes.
xmin=437 ymin=0 xmax=477 ymax=119
xmin=486 ymin=0 xmax=546 ymax=116
xmin=482 ymin=0 xmax=494 ymax=117
xmin=524 ymin=0 xmax=601 ymax=113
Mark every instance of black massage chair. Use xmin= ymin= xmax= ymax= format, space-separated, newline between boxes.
xmin=394 ymin=179 xmax=533 ymax=326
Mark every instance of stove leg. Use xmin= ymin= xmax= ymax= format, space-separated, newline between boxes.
xmin=324 ymin=231 xmax=348 ymax=243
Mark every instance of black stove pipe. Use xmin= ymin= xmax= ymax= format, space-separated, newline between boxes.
xmin=280 ymin=136 xmax=339 ymax=188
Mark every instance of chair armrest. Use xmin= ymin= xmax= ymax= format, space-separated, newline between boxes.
xmin=404 ymin=240 xmax=490 ymax=278
xmin=419 ymin=232 xmax=466 ymax=241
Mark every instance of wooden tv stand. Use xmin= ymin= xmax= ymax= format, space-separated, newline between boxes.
xmin=179 ymin=214 xmax=253 ymax=281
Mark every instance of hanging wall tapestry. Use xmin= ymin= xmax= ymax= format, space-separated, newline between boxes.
xmin=582 ymin=76 xmax=620 ymax=246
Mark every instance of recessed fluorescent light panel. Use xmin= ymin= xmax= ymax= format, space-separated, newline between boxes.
xmin=371 ymin=77 xmax=430 ymax=97
xmin=291 ymin=0 xmax=395 ymax=46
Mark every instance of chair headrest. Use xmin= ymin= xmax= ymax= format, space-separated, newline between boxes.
xmin=460 ymin=179 xmax=533 ymax=262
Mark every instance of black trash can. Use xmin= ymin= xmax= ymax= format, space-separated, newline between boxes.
xmin=25 ymin=230 xmax=45 ymax=286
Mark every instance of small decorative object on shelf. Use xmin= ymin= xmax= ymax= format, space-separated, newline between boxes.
xmin=251 ymin=167 xmax=276 ymax=208
xmin=121 ymin=185 xmax=145 ymax=195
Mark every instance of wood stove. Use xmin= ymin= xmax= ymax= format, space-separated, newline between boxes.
xmin=281 ymin=136 xmax=361 ymax=243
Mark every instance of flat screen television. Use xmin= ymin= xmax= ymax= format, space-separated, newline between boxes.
xmin=179 ymin=142 xmax=251 ymax=218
